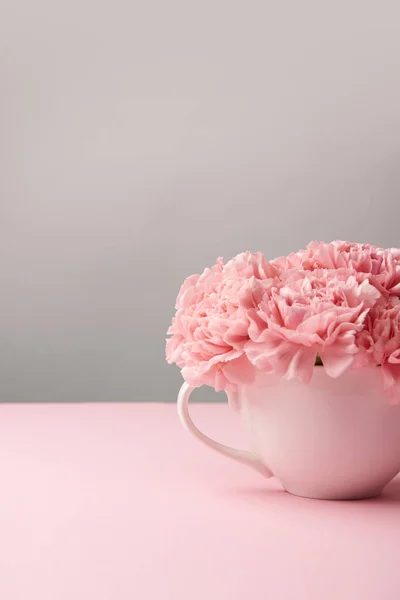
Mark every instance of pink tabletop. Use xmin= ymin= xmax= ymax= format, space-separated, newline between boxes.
xmin=0 ymin=402 xmax=399 ymax=600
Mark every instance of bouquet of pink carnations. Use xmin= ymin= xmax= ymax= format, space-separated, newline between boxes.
xmin=166 ymin=241 xmax=400 ymax=401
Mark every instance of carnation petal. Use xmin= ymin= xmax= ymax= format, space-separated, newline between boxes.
xmin=223 ymin=354 xmax=256 ymax=385
xmin=320 ymin=348 xmax=355 ymax=378
xmin=284 ymin=346 xmax=317 ymax=384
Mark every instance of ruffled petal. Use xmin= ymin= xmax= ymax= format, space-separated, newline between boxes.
xmin=320 ymin=347 xmax=355 ymax=378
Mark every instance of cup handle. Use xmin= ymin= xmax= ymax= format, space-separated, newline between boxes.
xmin=177 ymin=382 xmax=273 ymax=477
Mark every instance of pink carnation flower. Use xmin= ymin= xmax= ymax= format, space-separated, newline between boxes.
xmin=356 ymin=296 xmax=400 ymax=400
xmin=166 ymin=252 xmax=278 ymax=391
xmin=273 ymin=241 xmax=400 ymax=295
xmin=245 ymin=268 xmax=381 ymax=384
xmin=167 ymin=241 xmax=400 ymax=401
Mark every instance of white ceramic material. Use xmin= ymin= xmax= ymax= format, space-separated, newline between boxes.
xmin=177 ymin=367 xmax=400 ymax=500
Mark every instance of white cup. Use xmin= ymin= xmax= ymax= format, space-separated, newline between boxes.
xmin=178 ymin=367 xmax=400 ymax=500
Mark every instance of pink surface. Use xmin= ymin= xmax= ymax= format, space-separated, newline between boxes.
xmin=0 ymin=403 xmax=399 ymax=599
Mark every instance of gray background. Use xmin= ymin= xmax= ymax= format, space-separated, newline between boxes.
xmin=1 ymin=0 xmax=400 ymax=402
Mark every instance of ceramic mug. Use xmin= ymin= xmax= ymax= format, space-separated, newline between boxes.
xmin=177 ymin=366 xmax=400 ymax=500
